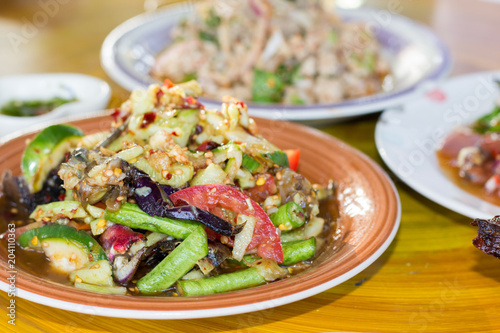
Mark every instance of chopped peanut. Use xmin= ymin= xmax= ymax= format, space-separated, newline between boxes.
xmin=97 ymin=219 xmax=107 ymax=228
xmin=114 ymin=168 xmax=123 ymax=177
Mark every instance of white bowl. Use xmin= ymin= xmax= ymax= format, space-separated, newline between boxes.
xmin=0 ymin=73 xmax=111 ymax=138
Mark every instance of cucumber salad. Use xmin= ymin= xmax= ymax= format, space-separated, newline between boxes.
xmin=0 ymin=80 xmax=336 ymax=296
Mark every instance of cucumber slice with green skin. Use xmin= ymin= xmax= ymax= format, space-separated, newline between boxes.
xmin=69 ymin=260 xmax=113 ymax=286
xmin=242 ymin=154 xmax=261 ymax=172
xmin=29 ymin=201 xmax=89 ymax=220
xmin=190 ymin=163 xmax=226 ymax=186
xmin=262 ymin=151 xmax=289 ymax=168
xmin=22 ymin=124 xmax=84 ymax=193
xmin=18 ymin=224 xmax=107 ymax=274
xmin=133 ymin=158 xmax=194 ymax=188
xmin=235 ymin=168 xmax=255 ymax=189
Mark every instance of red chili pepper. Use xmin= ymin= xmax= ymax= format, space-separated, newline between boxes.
xmin=284 ymin=149 xmax=300 ymax=171
xmin=140 ymin=112 xmax=157 ymax=129
xmin=163 ymin=79 xmax=175 ymax=89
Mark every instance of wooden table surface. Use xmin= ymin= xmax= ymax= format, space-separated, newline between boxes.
xmin=1 ymin=0 xmax=500 ymax=332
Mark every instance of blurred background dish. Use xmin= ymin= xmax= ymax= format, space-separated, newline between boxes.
xmin=0 ymin=73 xmax=111 ymax=139
xmin=375 ymin=70 xmax=500 ymax=219
xmin=101 ymin=2 xmax=451 ymax=124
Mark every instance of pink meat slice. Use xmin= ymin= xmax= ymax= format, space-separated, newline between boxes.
xmin=438 ymin=129 xmax=482 ymax=159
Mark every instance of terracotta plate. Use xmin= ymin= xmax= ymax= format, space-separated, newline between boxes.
xmin=0 ymin=114 xmax=400 ymax=319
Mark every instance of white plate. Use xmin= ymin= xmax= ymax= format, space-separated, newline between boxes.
xmin=376 ymin=71 xmax=500 ymax=219
xmin=0 ymin=73 xmax=111 ymax=139
xmin=100 ymin=3 xmax=451 ymax=124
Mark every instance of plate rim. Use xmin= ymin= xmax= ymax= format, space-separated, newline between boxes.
xmin=100 ymin=3 xmax=452 ymax=122
xmin=0 ymin=113 xmax=401 ymax=319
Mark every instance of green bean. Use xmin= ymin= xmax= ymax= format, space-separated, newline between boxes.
xmin=269 ymin=201 xmax=305 ymax=231
xmin=231 ymin=238 xmax=316 ymax=267
xmin=104 ymin=202 xmax=199 ymax=239
xmin=137 ymin=226 xmax=208 ymax=294
xmin=177 ymin=267 xmax=265 ymax=296
xmin=281 ymin=238 xmax=316 ymax=266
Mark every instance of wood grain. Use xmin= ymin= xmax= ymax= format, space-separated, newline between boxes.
xmin=1 ymin=0 xmax=500 ymax=332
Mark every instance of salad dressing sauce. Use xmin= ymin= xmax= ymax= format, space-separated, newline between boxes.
xmin=436 ymin=150 xmax=500 ymax=206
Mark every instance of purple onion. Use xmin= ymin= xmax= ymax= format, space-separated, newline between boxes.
xmin=163 ymin=205 xmax=244 ymax=236
xmin=113 ymin=247 xmax=146 ymax=284
xmin=100 ymin=224 xmax=144 ymax=261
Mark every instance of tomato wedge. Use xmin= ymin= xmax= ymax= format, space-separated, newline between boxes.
xmin=170 ymin=184 xmax=283 ymax=263
xmin=284 ymin=149 xmax=300 ymax=171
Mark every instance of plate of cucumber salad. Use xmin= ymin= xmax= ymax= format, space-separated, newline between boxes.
xmin=0 ymin=81 xmax=400 ymax=319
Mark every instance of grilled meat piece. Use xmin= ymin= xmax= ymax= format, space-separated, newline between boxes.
xmin=472 ymin=216 xmax=500 ymax=258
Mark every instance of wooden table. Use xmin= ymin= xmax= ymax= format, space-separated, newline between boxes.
xmin=1 ymin=0 xmax=500 ymax=332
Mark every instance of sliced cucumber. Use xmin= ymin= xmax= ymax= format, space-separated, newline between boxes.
xmin=41 ymin=239 xmax=93 ymax=273
xmin=242 ymin=154 xmax=261 ymax=172
xmin=18 ymin=224 xmax=107 ymax=274
xmin=29 ymin=201 xmax=89 ymax=220
xmin=69 ymin=260 xmax=113 ymax=286
xmin=22 ymin=124 xmax=84 ymax=192
xmin=235 ymin=168 xmax=255 ymax=189
xmin=280 ymin=216 xmax=325 ymax=242
xmin=262 ymin=151 xmax=289 ymax=168
xmin=190 ymin=163 xmax=226 ymax=186
xmin=74 ymin=282 xmax=127 ymax=295
xmin=129 ymin=109 xmax=199 ymax=148
xmin=134 ymin=158 xmax=194 ymax=188
xmin=212 ymin=143 xmax=242 ymax=181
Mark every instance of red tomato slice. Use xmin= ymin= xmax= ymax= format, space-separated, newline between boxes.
xmin=170 ymin=184 xmax=283 ymax=263
xmin=284 ymin=149 xmax=300 ymax=171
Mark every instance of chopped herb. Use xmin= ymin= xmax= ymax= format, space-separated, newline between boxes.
xmin=198 ymin=31 xmax=219 ymax=45
xmin=276 ymin=63 xmax=300 ymax=85
xmin=182 ymin=73 xmax=198 ymax=82
xmin=252 ymin=69 xmax=285 ymax=103
xmin=473 ymin=106 xmax=500 ymax=133
xmin=205 ymin=9 xmax=221 ymax=28
xmin=290 ymin=94 xmax=305 ymax=105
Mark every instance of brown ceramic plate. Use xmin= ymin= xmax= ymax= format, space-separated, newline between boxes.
xmin=0 ymin=113 xmax=400 ymax=319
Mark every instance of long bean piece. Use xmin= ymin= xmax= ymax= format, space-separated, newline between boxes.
xmin=281 ymin=238 xmax=316 ymax=265
xmin=177 ymin=267 xmax=266 ymax=296
xmin=137 ymin=226 xmax=208 ymax=294
xmin=104 ymin=202 xmax=199 ymax=239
